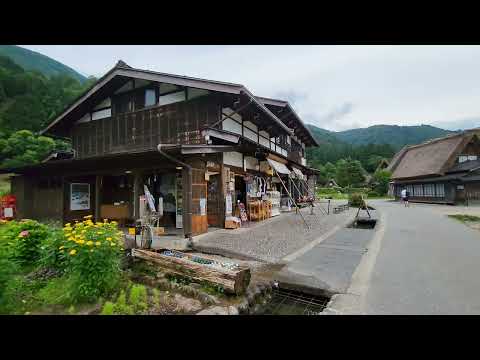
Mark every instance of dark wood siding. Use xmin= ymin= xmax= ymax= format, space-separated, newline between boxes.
xmin=71 ymin=95 xmax=219 ymax=159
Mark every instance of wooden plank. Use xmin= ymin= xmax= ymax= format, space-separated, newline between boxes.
xmin=132 ymin=249 xmax=250 ymax=295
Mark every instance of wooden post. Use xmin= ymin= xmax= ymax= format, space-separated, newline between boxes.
xmin=272 ymin=168 xmax=309 ymax=229
xmin=182 ymin=166 xmax=193 ymax=238
xmin=95 ymin=175 xmax=102 ymax=222
xmin=133 ymin=171 xmax=142 ymax=220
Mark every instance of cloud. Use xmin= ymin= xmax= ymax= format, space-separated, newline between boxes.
xmin=305 ymin=102 xmax=355 ymax=131
xmin=18 ymin=45 xmax=480 ymax=133
xmin=430 ymin=117 xmax=480 ymax=131
xmin=272 ymin=90 xmax=308 ymax=107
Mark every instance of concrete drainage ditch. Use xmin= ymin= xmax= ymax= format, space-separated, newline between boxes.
xmin=348 ymin=218 xmax=377 ymax=229
xmin=254 ymin=288 xmax=330 ymax=315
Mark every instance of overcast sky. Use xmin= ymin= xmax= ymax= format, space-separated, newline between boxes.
xmin=20 ymin=45 xmax=480 ymax=132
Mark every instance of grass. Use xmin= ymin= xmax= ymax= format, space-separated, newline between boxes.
xmin=448 ymin=214 xmax=480 ymax=223
xmin=316 ymin=193 xmax=393 ymax=201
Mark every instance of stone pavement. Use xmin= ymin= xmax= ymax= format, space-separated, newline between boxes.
xmin=192 ymin=200 xmax=355 ymax=264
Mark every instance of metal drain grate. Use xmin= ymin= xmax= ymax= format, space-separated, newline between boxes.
xmin=261 ymin=288 xmax=330 ymax=315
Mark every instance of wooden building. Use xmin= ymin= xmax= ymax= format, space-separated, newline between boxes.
xmin=3 ymin=61 xmax=319 ymax=238
xmin=388 ymin=129 xmax=480 ymax=204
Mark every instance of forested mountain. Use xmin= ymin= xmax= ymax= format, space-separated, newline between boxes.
xmin=0 ymin=54 xmax=95 ymax=169
xmin=0 ymin=45 xmax=86 ymax=83
xmin=0 ymin=55 xmax=95 ymax=134
xmin=305 ymin=123 xmax=457 ymax=184
xmin=335 ymin=124 xmax=454 ymax=149
xmin=307 ymin=124 xmax=455 ymax=150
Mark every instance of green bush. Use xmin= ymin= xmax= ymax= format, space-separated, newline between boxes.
xmin=0 ymin=219 xmax=49 ymax=266
xmin=317 ymin=187 xmax=342 ymax=195
xmin=367 ymin=190 xmax=380 ymax=197
xmin=129 ymin=284 xmax=148 ymax=314
xmin=348 ymin=193 xmax=365 ymax=207
xmin=38 ymin=228 xmax=66 ymax=271
xmin=36 ymin=276 xmax=74 ymax=306
xmin=100 ymin=290 xmax=134 ymax=315
xmin=60 ymin=216 xmax=124 ymax=302
xmin=0 ymin=242 xmax=18 ymax=301
xmin=100 ymin=301 xmax=115 ymax=315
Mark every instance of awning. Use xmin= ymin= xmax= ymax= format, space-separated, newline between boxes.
xmin=267 ymin=158 xmax=291 ymax=175
xmin=291 ymin=167 xmax=305 ymax=179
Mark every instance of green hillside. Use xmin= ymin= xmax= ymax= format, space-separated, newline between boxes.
xmin=0 ymin=54 xmax=95 ymax=169
xmin=335 ymin=124 xmax=454 ymax=149
xmin=0 ymin=45 xmax=86 ymax=83
xmin=306 ymin=124 xmax=455 ymax=150
xmin=305 ymin=123 xmax=456 ymax=173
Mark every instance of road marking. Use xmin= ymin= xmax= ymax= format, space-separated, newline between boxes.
xmin=281 ymin=217 xmax=352 ymax=263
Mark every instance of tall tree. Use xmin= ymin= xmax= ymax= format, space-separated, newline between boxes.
xmin=335 ymin=158 xmax=366 ymax=187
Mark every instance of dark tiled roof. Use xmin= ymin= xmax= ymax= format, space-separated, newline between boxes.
xmin=446 ymin=159 xmax=480 ymax=173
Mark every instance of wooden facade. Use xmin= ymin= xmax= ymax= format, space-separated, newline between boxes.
xmin=6 ymin=61 xmax=319 ymax=237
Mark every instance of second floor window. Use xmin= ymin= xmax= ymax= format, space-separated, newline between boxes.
xmin=459 ymin=155 xmax=478 ymax=163
xmin=145 ymin=89 xmax=156 ymax=107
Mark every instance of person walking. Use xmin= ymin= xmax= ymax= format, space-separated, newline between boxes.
xmin=401 ymin=188 xmax=410 ymax=207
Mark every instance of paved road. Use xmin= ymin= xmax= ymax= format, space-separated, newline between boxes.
xmin=329 ymin=200 xmax=480 ymax=315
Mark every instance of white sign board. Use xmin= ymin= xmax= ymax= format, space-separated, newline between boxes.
xmin=199 ymin=198 xmax=206 ymax=216
xmin=226 ymin=194 xmax=233 ymax=215
xmin=144 ymin=185 xmax=156 ymax=212
xmin=3 ymin=208 xmax=13 ymax=218
xmin=70 ymin=183 xmax=90 ymax=211
xmin=158 ymin=197 xmax=164 ymax=216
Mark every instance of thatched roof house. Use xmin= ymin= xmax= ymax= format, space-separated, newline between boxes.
xmin=388 ymin=129 xmax=480 ymax=204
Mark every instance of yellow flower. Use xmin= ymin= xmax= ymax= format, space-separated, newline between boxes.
xmin=81 ymin=230 xmax=86 ymax=233
xmin=64 ymin=223 xmax=71 ymax=227
xmin=83 ymin=215 xmax=93 ymax=219
xmin=111 ymin=221 xmax=118 ymax=226
xmin=86 ymin=241 xmax=93 ymax=246
xmin=65 ymin=233 xmax=72 ymax=237
xmin=110 ymin=242 xmax=116 ymax=247
xmin=106 ymin=237 xmax=112 ymax=241
xmin=95 ymin=241 xmax=101 ymax=246
xmin=68 ymin=236 xmax=75 ymax=241
xmin=59 ymin=246 xmax=65 ymax=250
xmin=77 ymin=239 xmax=85 ymax=245
xmin=69 ymin=249 xmax=77 ymax=255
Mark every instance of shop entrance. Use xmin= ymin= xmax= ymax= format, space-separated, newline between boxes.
xmin=99 ymin=174 xmax=134 ymax=226
xmin=207 ymin=174 xmax=221 ymax=227
xmin=234 ymin=175 xmax=247 ymax=209
xmin=142 ymin=170 xmax=183 ymax=231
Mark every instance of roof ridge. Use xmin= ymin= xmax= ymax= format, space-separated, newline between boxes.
xmin=403 ymin=130 xmax=466 ymax=151
xmin=125 ymin=64 xmax=244 ymax=89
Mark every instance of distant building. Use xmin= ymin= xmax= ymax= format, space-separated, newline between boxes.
xmin=388 ymin=129 xmax=480 ymax=204
xmin=375 ymin=158 xmax=390 ymax=173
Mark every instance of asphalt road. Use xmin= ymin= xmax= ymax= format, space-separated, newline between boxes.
xmin=343 ymin=200 xmax=480 ymax=315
